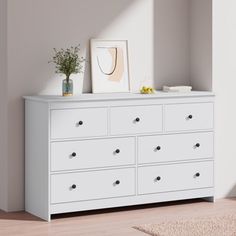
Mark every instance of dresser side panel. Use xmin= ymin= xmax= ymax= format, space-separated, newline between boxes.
xmin=25 ymin=100 xmax=50 ymax=221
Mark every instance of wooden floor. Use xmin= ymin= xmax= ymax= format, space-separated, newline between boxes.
xmin=0 ymin=198 xmax=236 ymax=236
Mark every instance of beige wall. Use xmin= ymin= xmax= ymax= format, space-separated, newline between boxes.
xmin=5 ymin=0 xmax=158 ymax=211
xmin=0 ymin=0 xmax=8 ymax=211
xmin=1 ymin=0 xmax=214 ymax=211
xmin=190 ymin=0 xmax=212 ymax=91
xmin=154 ymin=0 xmax=190 ymax=89
xmin=213 ymin=0 xmax=236 ymax=198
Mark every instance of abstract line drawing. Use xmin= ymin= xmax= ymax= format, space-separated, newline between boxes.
xmin=91 ymin=40 xmax=130 ymax=93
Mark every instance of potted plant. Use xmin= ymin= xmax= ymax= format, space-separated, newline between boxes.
xmin=50 ymin=45 xmax=85 ymax=96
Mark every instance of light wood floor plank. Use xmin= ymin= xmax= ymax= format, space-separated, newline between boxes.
xmin=0 ymin=199 xmax=236 ymax=236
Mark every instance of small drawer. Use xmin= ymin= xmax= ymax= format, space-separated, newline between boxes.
xmin=51 ymin=168 xmax=135 ymax=204
xmin=138 ymin=132 xmax=213 ymax=164
xmin=51 ymin=137 xmax=135 ymax=171
xmin=138 ymin=161 xmax=213 ymax=195
xmin=51 ymin=108 xmax=107 ymax=139
xmin=110 ymin=105 xmax=162 ymax=135
xmin=165 ymin=103 xmax=213 ymax=132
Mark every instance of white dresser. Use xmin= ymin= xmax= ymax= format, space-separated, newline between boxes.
xmin=24 ymin=92 xmax=214 ymax=221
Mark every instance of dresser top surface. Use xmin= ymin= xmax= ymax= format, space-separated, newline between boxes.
xmin=24 ymin=91 xmax=214 ymax=103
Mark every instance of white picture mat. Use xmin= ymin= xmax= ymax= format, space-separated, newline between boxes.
xmin=90 ymin=39 xmax=130 ymax=93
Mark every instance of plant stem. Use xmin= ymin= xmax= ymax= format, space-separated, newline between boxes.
xmin=66 ymin=75 xmax=70 ymax=84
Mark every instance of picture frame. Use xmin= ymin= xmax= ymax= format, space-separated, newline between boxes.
xmin=90 ymin=39 xmax=130 ymax=93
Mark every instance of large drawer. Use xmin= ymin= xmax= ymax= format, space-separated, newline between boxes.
xmin=110 ymin=105 xmax=162 ymax=135
xmin=138 ymin=132 xmax=213 ymax=164
xmin=165 ymin=103 xmax=213 ymax=132
xmin=138 ymin=161 xmax=214 ymax=195
xmin=51 ymin=108 xmax=108 ymax=139
xmin=51 ymin=137 xmax=135 ymax=171
xmin=51 ymin=168 xmax=135 ymax=204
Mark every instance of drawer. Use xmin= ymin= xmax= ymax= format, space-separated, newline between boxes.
xmin=110 ymin=105 xmax=162 ymax=135
xmin=138 ymin=161 xmax=213 ymax=195
xmin=51 ymin=137 xmax=135 ymax=171
xmin=51 ymin=108 xmax=107 ymax=139
xmin=165 ymin=103 xmax=213 ymax=132
xmin=138 ymin=132 xmax=213 ymax=164
xmin=51 ymin=168 xmax=135 ymax=204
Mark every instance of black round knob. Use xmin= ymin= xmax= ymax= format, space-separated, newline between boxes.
xmin=196 ymin=173 xmax=200 ymax=177
xmin=135 ymin=117 xmax=140 ymax=122
xmin=115 ymin=180 xmax=120 ymax=185
xmin=156 ymin=146 xmax=161 ymax=151
xmin=156 ymin=176 xmax=161 ymax=181
xmin=71 ymin=184 xmax=77 ymax=189
xmin=196 ymin=143 xmax=200 ymax=148
xmin=71 ymin=152 xmax=77 ymax=157
xmin=188 ymin=115 xmax=193 ymax=119
xmin=78 ymin=121 xmax=83 ymax=125
xmin=115 ymin=149 xmax=120 ymax=154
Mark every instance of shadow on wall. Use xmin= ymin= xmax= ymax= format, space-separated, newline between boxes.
xmin=228 ymin=184 xmax=236 ymax=198
xmin=8 ymin=0 xmax=136 ymax=95
xmin=153 ymin=0 xmax=190 ymax=89
xmin=7 ymin=0 xmax=136 ymax=211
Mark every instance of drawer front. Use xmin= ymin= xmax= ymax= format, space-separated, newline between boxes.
xmin=51 ymin=168 xmax=135 ymax=204
xmin=110 ymin=105 xmax=162 ymax=135
xmin=165 ymin=103 xmax=213 ymax=132
xmin=138 ymin=132 xmax=213 ymax=164
xmin=51 ymin=108 xmax=108 ymax=139
xmin=138 ymin=161 xmax=213 ymax=195
xmin=51 ymin=137 xmax=135 ymax=171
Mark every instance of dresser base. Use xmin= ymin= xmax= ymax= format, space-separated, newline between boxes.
xmin=46 ymin=188 xmax=214 ymax=221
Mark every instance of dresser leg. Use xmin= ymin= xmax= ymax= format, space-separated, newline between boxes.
xmin=202 ymin=196 xmax=215 ymax=203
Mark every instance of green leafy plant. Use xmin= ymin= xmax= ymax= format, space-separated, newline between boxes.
xmin=50 ymin=45 xmax=85 ymax=82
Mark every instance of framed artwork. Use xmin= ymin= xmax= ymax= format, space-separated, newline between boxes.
xmin=90 ymin=39 xmax=130 ymax=93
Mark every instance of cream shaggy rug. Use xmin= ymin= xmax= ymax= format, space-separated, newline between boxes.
xmin=134 ymin=214 xmax=236 ymax=236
